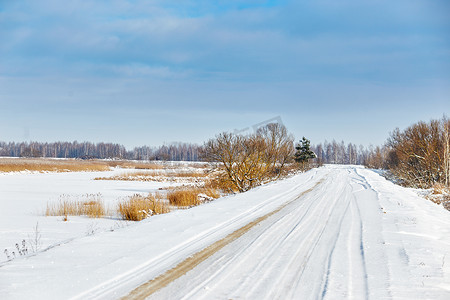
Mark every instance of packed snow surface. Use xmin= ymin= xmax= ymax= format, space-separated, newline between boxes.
xmin=1 ymin=165 xmax=450 ymax=299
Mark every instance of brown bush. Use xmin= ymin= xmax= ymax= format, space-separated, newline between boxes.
xmin=167 ymin=189 xmax=201 ymax=207
xmin=204 ymin=173 xmax=239 ymax=194
xmin=166 ymin=186 xmax=221 ymax=208
xmin=117 ymin=194 xmax=170 ymax=221
xmin=386 ymin=117 xmax=450 ymax=188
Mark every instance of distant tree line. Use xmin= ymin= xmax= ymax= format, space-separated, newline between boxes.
xmin=3 ymin=116 xmax=448 ymax=189
xmin=0 ymin=141 xmax=200 ymax=161
xmin=311 ymin=140 xmax=374 ymax=166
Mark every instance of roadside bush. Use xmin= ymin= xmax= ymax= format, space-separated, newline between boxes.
xmin=117 ymin=193 xmax=170 ymax=221
xmin=202 ymin=187 xmax=220 ymax=199
xmin=167 ymin=189 xmax=201 ymax=207
xmin=166 ymin=187 xmax=220 ymax=208
xmin=204 ymin=172 xmax=239 ymax=194
xmin=202 ymin=123 xmax=294 ymax=192
xmin=385 ymin=117 xmax=450 ymax=188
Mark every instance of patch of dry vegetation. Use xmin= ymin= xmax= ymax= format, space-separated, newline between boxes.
xmin=94 ymin=170 xmax=207 ymax=182
xmin=201 ymin=188 xmax=221 ymax=199
xmin=45 ymin=192 xmax=173 ymax=221
xmin=203 ymin=172 xmax=240 ymax=194
xmin=167 ymin=187 xmax=220 ymax=208
xmin=369 ymin=116 xmax=450 ymax=189
xmin=118 ymin=193 xmax=170 ymax=221
xmin=0 ymin=158 xmax=183 ymax=173
xmin=424 ymin=183 xmax=450 ymax=210
xmin=167 ymin=189 xmax=201 ymax=207
xmin=172 ymin=171 xmax=206 ymax=178
xmin=36 ymin=160 xmax=224 ymax=222
xmin=0 ymin=158 xmax=110 ymax=173
xmin=45 ymin=194 xmax=106 ymax=219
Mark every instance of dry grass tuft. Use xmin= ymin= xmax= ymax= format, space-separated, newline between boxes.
xmin=167 ymin=187 xmax=220 ymax=208
xmin=118 ymin=193 xmax=171 ymax=221
xmin=46 ymin=194 xmax=105 ymax=218
xmin=202 ymin=188 xmax=221 ymax=199
xmin=423 ymin=183 xmax=450 ymax=211
xmin=431 ymin=182 xmax=448 ymax=195
xmin=167 ymin=189 xmax=201 ymax=207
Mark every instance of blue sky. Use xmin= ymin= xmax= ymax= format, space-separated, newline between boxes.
xmin=1 ymin=0 xmax=449 ymax=148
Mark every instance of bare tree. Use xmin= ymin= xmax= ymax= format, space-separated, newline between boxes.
xmin=202 ymin=124 xmax=295 ymax=192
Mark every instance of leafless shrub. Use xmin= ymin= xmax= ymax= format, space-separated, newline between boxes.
xmin=442 ymin=195 xmax=450 ymax=210
xmin=202 ymin=123 xmax=294 ymax=192
xmin=28 ymin=222 xmax=42 ymax=253
xmin=432 ymin=182 xmax=447 ymax=195
xmin=385 ymin=116 xmax=450 ymax=188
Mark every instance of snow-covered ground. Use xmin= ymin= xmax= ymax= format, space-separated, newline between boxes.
xmin=0 ymin=168 xmax=184 ymax=261
xmin=1 ymin=165 xmax=450 ymax=299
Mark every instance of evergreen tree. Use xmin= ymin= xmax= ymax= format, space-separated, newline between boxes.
xmin=294 ymin=137 xmax=316 ymax=169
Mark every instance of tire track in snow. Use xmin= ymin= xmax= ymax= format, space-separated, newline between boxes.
xmin=178 ymin=174 xmax=337 ymax=299
xmin=234 ymin=178 xmax=345 ymax=299
xmin=284 ymin=172 xmax=353 ymax=299
xmin=122 ymin=179 xmax=326 ymax=300
xmin=280 ymin=176 xmax=349 ymax=299
xmin=147 ymin=167 xmax=390 ymax=300
xmin=181 ymin=188 xmax=322 ymax=300
xmin=352 ymin=167 xmax=392 ymax=299
xmin=147 ymin=168 xmax=364 ymax=300
xmin=321 ymin=171 xmax=370 ymax=300
xmin=319 ymin=195 xmax=351 ymax=299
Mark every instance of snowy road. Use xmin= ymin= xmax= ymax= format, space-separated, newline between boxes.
xmin=130 ymin=166 xmax=388 ymax=299
xmin=1 ymin=165 xmax=450 ymax=299
xmin=129 ymin=166 xmax=450 ymax=300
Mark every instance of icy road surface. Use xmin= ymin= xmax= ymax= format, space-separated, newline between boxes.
xmin=1 ymin=165 xmax=450 ymax=299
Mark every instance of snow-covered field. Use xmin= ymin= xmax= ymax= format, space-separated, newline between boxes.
xmin=1 ymin=165 xmax=450 ymax=299
xmin=0 ymin=166 xmax=190 ymax=261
